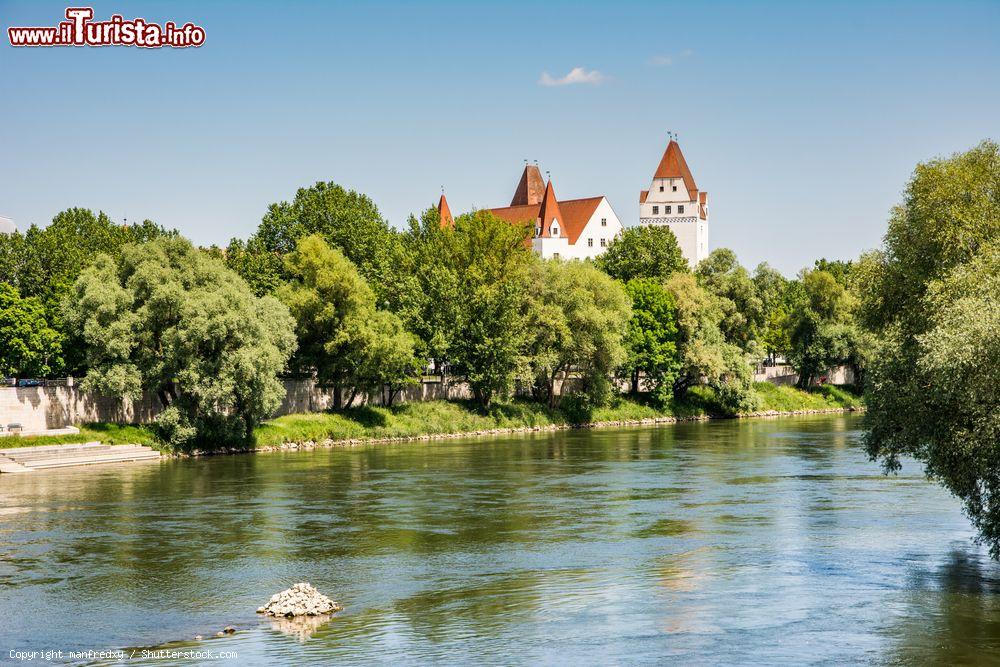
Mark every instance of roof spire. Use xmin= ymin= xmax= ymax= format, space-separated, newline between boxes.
xmin=536 ymin=178 xmax=565 ymax=238
xmin=510 ymin=162 xmax=546 ymax=206
xmin=652 ymin=138 xmax=698 ymax=199
xmin=437 ymin=193 xmax=454 ymax=229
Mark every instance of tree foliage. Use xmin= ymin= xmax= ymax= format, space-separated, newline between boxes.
xmin=862 ymin=140 xmax=1000 ymax=556
xmin=249 ymin=181 xmax=403 ymax=305
xmin=0 ymin=283 xmax=63 ymax=379
xmin=446 ymin=211 xmax=535 ymax=407
xmin=622 ymin=278 xmax=679 ymax=400
xmin=665 ymin=273 xmax=758 ymax=414
xmin=525 ymin=260 xmax=631 ymax=409
xmin=596 ymin=225 xmax=687 ymax=282
xmin=278 ymin=235 xmax=420 ymax=408
xmin=63 ymin=237 xmax=296 ymax=449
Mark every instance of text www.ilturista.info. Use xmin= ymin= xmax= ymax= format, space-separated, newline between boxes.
xmin=8 ymin=7 xmax=205 ymax=48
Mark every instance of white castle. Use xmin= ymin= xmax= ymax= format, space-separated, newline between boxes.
xmin=436 ymin=136 xmax=709 ymax=264
xmin=639 ymin=138 xmax=709 ymax=266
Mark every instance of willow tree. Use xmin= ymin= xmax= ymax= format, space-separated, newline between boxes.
xmin=63 ymin=237 xmax=297 ymax=449
xmin=861 ymin=140 xmax=1000 ymax=556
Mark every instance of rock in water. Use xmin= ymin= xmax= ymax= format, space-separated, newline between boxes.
xmin=257 ymin=582 xmax=342 ymax=618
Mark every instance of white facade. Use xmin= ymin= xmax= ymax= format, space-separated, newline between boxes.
xmin=638 ymin=141 xmax=709 ymax=267
xmin=532 ymin=197 xmax=623 ymax=261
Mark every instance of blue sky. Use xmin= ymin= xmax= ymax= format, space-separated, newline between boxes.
xmin=1 ymin=0 xmax=998 ymax=274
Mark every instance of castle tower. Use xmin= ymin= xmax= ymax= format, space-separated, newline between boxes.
xmin=511 ymin=164 xmax=545 ymax=206
xmin=639 ymin=139 xmax=708 ymax=266
xmin=437 ymin=193 xmax=454 ymax=229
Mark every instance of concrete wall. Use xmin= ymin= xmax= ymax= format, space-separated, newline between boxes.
xmin=753 ymin=364 xmax=855 ymax=387
xmin=0 ymin=379 xmax=475 ymax=433
xmin=1 ymin=367 xmax=855 ymax=434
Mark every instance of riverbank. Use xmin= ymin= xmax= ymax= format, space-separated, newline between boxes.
xmin=3 ymin=382 xmax=858 ymax=454
xmin=2 ymin=383 xmax=862 ymax=454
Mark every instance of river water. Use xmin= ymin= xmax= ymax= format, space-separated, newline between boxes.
xmin=2 ymin=414 xmax=999 ymax=665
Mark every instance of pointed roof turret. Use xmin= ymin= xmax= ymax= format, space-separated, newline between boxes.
xmin=653 ymin=139 xmax=698 ymax=200
xmin=536 ymin=180 xmax=565 ymax=238
xmin=437 ymin=194 xmax=454 ymax=229
xmin=510 ymin=164 xmax=545 ymax=206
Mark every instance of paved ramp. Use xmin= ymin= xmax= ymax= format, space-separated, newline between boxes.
xmin=0 ymin=442 xmax=160 ymax=472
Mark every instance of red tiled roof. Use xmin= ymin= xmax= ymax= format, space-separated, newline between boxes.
xmin=489 ymin=193 xmax=604 ymax=245
xmin=510 ymin=165 xmax=545 ymax=206
xmin=640 ymin=190 xmax=649 ymax=203
xmin=536 ymin=180 xmax=563 ymax=238
xmin=437 ymin=194 xmax=454 ymax=229
xmin=653 ymin=140 xmax=698 ymax=200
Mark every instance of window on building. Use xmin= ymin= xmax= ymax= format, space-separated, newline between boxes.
xmin=601 ymin=217 xmax=607 ymax=226
xmin=665 ymin=205 xmax=672 ymax=214
xmin=652 ymin=206 xmax=659 ymax=214
xmin=588 ymin=238 xmax=593 ymax=247
xmin=535 ymin=226 xmax=541 ymax=237
xmin=672 ymin=185 xmax=677 ymax=192
xmin=552 ymin=225 xmax=559 ymax=236
xmin=600 ymin=238 xmax=607 ymax=247
xmin=553 ymin=252 xmax=560 ymax=259
xmin=678 ymin=205 xmax=685 ymax=214
xmin=659 ymin=185 xmax=664 ymax=192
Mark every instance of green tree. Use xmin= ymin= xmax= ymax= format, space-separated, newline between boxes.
xmin=0 ymin=283 xmax=63 ymax=379
xmin=14 ymin=209 xmax=169 ymax=374
xmin=525 ymin=260 xmax=631 ymax=409
xmin=596 ymin=225 xmax=687 ymax=282
xmin=622 ymin=278 xmax=679 ymax=400
xmin=862 ymin=140 xmax=1000 ymax=556
xmin=664 ymin=273 xmax=758 ymax=414
xmin=63 ymin=237 xmax=296 ymax=449
xmin=396 ymin=206 xmax=462 ymax=373
xmin=785 ymin=268 xmax=867 ymax=387
xmin=223 ymin=237 xmax=283 ymax=297
xmin=695 ymin=248 xmax=765 ymax=354
xmin=447 ymin=210 xmax=535 ymax=408
xmin=278 ymin=235 xmax=419 ymax=408
xmin=251 ymin=182 xmax=402 ymax=304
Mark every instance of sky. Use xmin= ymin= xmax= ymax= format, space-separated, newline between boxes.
xmin=1 ymin=0 xmax=998 ymax=275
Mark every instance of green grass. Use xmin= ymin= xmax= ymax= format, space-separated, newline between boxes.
xmin=1 ymin=384 xmax=863 ymax=452
xmin=0 ymin=423 xmax=160 ymax=450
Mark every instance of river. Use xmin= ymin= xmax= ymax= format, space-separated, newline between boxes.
xmin=2 ymin=414 xmax=998 ymax=665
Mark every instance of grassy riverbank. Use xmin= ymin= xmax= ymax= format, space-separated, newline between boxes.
xmin=2 ymin=383 xmax=862 ymax=452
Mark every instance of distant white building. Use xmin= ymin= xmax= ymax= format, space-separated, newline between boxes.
xmin=0 ymin=216 xmax=15 ymax=234
xmin=486 ymin=165 xmax=624 ymax=260
xmin=639 ymin=139 xmax=709 ymax=266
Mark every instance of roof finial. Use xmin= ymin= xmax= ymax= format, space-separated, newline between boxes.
xmin=440 ymin=185 xmax=444 ymax=194
xmin=545 ymin=170 xmax=551 ymax=181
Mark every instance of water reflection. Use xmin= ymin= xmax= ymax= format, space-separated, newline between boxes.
xmin=1 ymin=414 xmax=998 ymax=664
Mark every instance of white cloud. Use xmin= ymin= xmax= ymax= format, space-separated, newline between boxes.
xmin=538 ymin=67 xmax=606 ymax=87
xmin=649 ymin=50 xmax=694 ymax=67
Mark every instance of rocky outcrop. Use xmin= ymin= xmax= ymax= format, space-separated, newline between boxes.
xmin=257 ymin=583 xmax=342 ymax=618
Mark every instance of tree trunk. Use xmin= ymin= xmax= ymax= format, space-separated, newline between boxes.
xmin=631 ymin=369 xmax=640 ymax=395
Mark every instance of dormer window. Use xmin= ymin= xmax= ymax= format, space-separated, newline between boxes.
xmin=551 ymin=224 xmax=559 ymax=236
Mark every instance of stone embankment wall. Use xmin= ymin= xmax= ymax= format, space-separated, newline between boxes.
xmin=0 ymin=379 xmax=474 ymax=432
xmin=0 ymin=366 xmax=853 ymax=432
